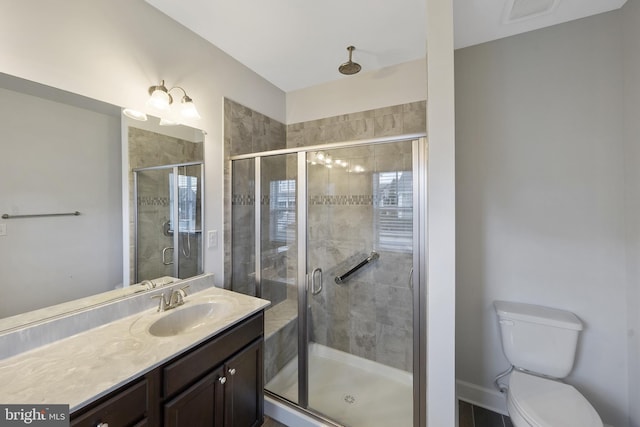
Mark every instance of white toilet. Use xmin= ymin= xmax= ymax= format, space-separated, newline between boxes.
xmin=494 ymin=300 xmax=603 ymax=427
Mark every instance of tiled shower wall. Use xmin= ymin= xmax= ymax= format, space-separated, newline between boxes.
xmin=306 ymin=141 xmax=415 ymax=371
xmin=128 ymin=127 xmax=203 ymax=283
xmin=223 ymin=99 xmax=287 ymax=293
xmin=229 ymin=155 xmax=293 ymax=302
xmin=286 ymin=101 xmax=426 ymax=148
xmin=224 ymin=99 xmax=426 ymax=373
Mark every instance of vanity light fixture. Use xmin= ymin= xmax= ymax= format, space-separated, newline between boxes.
xmin=147 ymin=80 xmax=201 ymax=120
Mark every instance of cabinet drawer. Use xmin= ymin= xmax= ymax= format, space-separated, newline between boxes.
xmin=163 ymin=312 xmax=263 ymax=398
xmin=71 ymin=379 xmax=148 ymax=427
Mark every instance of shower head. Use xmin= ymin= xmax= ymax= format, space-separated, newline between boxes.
xmin=338 ymin=46 xmax=362 ymax=75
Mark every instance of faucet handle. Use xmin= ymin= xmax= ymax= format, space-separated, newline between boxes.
xmin=168 ymin=287 xmax=187 ymax=308
xmin=151 ymin=293 xmax=167 ymax=312
xmin=179 ymin=285 xmax=190 ymax=297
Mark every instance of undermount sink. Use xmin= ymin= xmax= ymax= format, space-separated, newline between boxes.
xmin=147 ymin=301 xmax=232 ymax=337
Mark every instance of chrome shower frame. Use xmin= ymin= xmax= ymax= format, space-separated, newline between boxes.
xmin=230 ymin=133 xmax=428 ymax=427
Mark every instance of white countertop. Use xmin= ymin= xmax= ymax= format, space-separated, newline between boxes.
xmin=0 ymin=286 xmax=270 ymax=412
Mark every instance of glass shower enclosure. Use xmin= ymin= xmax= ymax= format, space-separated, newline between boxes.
xmin=134 ymin=162 xmax=204 ymax=282
xmin=230 ymin=137 xmax=427 ymax=427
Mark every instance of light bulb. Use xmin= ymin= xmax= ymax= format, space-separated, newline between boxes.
xmin=180 ymin=96 xmax=201 ymax=120
xmin=147 ymin=88 xmax=171 ymax=111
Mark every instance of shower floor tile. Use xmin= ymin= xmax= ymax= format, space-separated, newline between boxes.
xmin=266 ymin=343 xmax=412 ymax=427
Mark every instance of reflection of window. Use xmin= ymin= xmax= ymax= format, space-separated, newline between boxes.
xmin=270 ymin=179 xmax=296 ymax=242
xmin=170 ymin=173 xmax=199 ymax=232
xmin=374 ymin=171 xmax=412 ymax=252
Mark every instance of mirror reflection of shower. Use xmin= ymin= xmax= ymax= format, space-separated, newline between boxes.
xmin=134 ymin=162 xmax=204 ymax=282
xmin=169 ymin=165 xmax=199 ymax=259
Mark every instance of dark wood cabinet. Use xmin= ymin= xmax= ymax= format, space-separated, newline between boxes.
xmin=223 ymin=338 xmax=263 ymax=427
xmin=163 ymin=338 xmax=263 ymax=427
xmin=164 ymin=369 xmax=223 ymax=427
xmin=71 ymin=311 xmax=264 ymax=427
xmin=70 ymin=379 xmax=149 ymax=427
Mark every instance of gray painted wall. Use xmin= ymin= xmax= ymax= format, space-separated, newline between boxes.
xmin=1 ymin=0 xmax=287 ymax=289
xmin=0 ymin=87 xmax=122 ymax=318
xmin=623 ymin=1 xmax=640 ymax=426
xmin=456 ymin=9 xmax=632 ymax=426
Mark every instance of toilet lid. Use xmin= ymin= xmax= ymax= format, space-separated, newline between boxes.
xmin=509 ymin=371 xmax=603 ymax=427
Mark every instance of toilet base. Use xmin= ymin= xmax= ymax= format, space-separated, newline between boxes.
xmin=506 ymin=373 xmax=604 ymax=427
xmin=507 ymin=394 xmax=532 ymax=427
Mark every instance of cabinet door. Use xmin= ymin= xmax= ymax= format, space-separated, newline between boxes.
xmin=224 ymin=339 xmax=263 ymax=427
xmin=71 ymin=380 xmax=148 ymax=427
xmin=164 ymin=368 xmax=225 ymax=427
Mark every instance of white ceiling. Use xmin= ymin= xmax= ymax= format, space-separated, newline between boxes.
xmin=146 ymin=0 xmax=626 ymax=93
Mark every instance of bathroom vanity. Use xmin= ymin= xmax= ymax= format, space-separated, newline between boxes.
xmin=0 ymin=277 xmax=270 ymax=427
xmin=71 ymin=312 xmax=263 ymax=427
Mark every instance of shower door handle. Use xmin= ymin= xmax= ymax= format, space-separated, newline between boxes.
xmin=310 ymin=268 xmax=323 ymax=295
xmin=162 ymin=247 xmax=174 ymax=265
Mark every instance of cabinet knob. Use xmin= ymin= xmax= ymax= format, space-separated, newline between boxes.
xmin=218 ymin=376 xmax=227 ymax=385
xmin=228 ymin=368 xmax=236 ymax=376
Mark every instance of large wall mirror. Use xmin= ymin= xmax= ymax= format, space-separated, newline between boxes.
xmin=0 ymin=72 xmax=205 ymax=330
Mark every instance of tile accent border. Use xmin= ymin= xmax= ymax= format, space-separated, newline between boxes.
xmin=137 ymin=196 xmax=169 ymax=207
xmin=231 ymin=194 xmax=255 ymax=206
xmin=308 ymin=195 xmax=373 ymax=206
xmin=232 ymin=194 xmax=376 ymax=206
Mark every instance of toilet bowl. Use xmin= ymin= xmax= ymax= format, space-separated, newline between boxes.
xmin=507 ymin=370 xmax=602 ymax=427
xmin=494 ymin=301 xmax=604 ymax=427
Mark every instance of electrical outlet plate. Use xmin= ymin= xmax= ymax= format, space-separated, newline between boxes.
xmin=0 ymin=224 xmax=6 ymax=236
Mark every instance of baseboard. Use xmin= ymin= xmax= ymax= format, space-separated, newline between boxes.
xmin=456 ymin=379 xmax=508 ymax=416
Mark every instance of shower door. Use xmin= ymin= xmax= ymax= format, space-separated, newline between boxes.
xmin=301 ymin=141 xmax=416 ymax=427
xmin=231 ymin=138 xmax=425 ymax=427
xmin=134 ymin=162 xmax=203 ymax=282
xmin=232 ymin=153 xmax=301 ymax=403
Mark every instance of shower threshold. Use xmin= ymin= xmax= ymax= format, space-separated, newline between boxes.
xmin=266 ymin=343 xmax=413 ymax=427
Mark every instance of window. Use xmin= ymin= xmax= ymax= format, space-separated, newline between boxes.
xmin=374 ymin=171 xmax=413 ymax=252
xmin=269 ymin=179 xmax=296 ymax=243
xmin=169 ymin=173 xmax=199 ymax=233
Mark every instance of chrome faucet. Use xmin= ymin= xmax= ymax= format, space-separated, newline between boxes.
xmin=169 ymin=285 xmax=189 ymax=307
xmin=151 ymin=285 xmax=190 ymax=312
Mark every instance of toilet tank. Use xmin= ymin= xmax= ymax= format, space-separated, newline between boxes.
xmin=494 ymin=301 xmax=583 ymax=378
